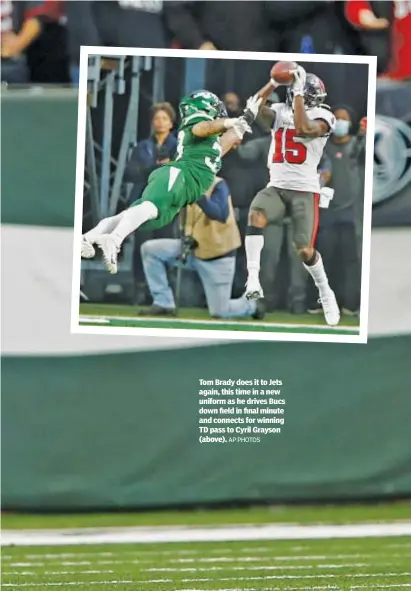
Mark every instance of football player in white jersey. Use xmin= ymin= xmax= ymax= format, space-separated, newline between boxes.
xmin=244 ymin=65 xmax=340 ymax=326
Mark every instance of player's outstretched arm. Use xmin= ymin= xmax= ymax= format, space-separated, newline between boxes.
xmin=192 ymin=118 xmax=234 ymax=138
xmin=220 ymin=128 xmax=242 ymax=156
xmin=245 ymin=80 xmax=277 ymax=124
xmin=291 ymin=66 xmax=329 ymax=138
xmin=256 ymin=80 xmax=278 ymax=104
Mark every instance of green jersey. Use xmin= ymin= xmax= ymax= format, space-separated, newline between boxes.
xmin=174 ymin=113 xmax=222 ymax=203
xmin=131 ymin=91 xmax=227 ymax=231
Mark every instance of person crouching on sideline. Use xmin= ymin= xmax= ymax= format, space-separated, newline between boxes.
xmin=139 ymin=177 xmax=265 ymax=320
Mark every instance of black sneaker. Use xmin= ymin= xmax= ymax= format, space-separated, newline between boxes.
xmin=139 ymin=305 xmax=177 ymax=317
xmin=252 ymin=298 xmax=266 ymax=320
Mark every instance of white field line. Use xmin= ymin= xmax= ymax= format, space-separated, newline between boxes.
xmin=3 ymin=585 xmax=411 ymax=591
xmin=3 ymin=522 xmax=411 ymax=546
xmin=143 ymin=573 xmax=411 ymax=583
xmin=7 ymin=555 xmax=407 ymax=569
xmin=4 ymin=560 xmax=369 ymax=571
xmin=4 ymin=553 xmax=394 ymax=564
xmin=79 ymin=314 xmax=358 ymax=333
xmin=7 ymin=542 xmax=402 ymax=558
xmin=174 ymin=587 xmax=411 ymax=591
xmin=2 ymin=582 xmax=133 ymax=588
xmin=4 ymin=556 xmax=374 ymax=567
xmin=1 ymin=551 xmax=371 ymax=562
xmin=174 ymin=554 xmax=406 ymax=563
xmin=174 ymin=586 xmax=411 ymax=591
xmin=174 ymin=587 xmax=340 ymax=591
xmin=143 ymin=563 xmax=369 ymax=572
xmin=351 ymin=586 xmax=411 ymax=589
xmin=3 ymin=570 xmax=114 ymax=576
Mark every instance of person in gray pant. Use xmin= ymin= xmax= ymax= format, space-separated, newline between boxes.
xmin=237 ymin=133 xmax=309 ymax=313
xmin=243 ymin=67 xmax=340 ymax=326
xmin=307 ymin=105 xmax=366 ymax=316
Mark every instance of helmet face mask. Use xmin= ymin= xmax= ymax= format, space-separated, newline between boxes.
xmin=179 ymin=90 xmax=227 ymax=121
xmin=286 ymin=74 xmax=327 ymax=109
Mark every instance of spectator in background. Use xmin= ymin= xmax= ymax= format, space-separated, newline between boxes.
xmin=164 ymin=1 xmax=276 ymax=98
xmin=307 ymin=106 xmax=366 ymax=317
xmin=125 ymin=102 xmax=177 ymax=203
xmin=139 ymin=177 xmax=264 ymax=320
xmin=344 ymin=0 xmax=393 ymax=75
xmin=164 ymin=1 xmax=354 ymax=54
xmin=123 ymin=101 xmax=178 ymax=300
xmin=1 ymin=0 xmax=62 ymax=83
xmin=222 ymin=92 xmax=242 ymax=118
xmin=222 ymin=92 xmax=269 ymax=139
xmin=345 ymin=0 xmax=411 ymax=80
xmin=65 ymin=0 xmax=166 ymax=83
xmin=163 ymin=1 xmax=271 ymax=52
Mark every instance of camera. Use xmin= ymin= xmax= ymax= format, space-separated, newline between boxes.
xmin=181 ymin=235 xmax=198 ymax=263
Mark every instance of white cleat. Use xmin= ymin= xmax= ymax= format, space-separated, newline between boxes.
xmin=245 ymin=276 xmax=264 ymax=301
xmin=319 ymin=289 xmax=340 ymax=326
xmin=95 ymin=234 xmax=119 ymax=274
xmin=81 ymin=236 xmax=95 ymax=259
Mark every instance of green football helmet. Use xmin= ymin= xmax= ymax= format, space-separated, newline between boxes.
xmin=179 ymin=90 xmax=227 ymax=121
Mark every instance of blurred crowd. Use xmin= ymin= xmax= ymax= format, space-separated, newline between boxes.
xmin=1 ymin=0 xmax=411 ymax=85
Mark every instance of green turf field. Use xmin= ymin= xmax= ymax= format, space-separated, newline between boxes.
xmin=79 ymin=304 xmax=360 ymax=336
xmin=2 ymin=504 xmax=410 ymax=590
xmin=2 ymin=502 xmax=411 ymax=529
xmin=2 ymin=536 xmax=411 ymax=590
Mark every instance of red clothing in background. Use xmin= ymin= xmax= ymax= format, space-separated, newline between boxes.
xmin=345 ymin=0 xmax=411 ymax=80
xmin=388 ymin=0 xmax=411 ymax=79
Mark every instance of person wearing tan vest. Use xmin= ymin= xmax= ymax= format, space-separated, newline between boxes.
xmin=139 ymin=177 xmax=265 ymax=319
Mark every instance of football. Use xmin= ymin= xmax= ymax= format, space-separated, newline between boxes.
xmin=271 ymin=61 xmax=298 ymax=85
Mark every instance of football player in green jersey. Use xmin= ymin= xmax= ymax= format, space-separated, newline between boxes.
xmin=81 ymin=90 xmax=262 ymax=274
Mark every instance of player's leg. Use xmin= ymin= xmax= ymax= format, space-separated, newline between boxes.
xmin=81 ymin=212 xmax=125 ymax=259
xmin=194 ymin=256 xmax=256 ymax=319
xmin=287 ymin=190 xmax=340 ymax=326
xmin=245 ymin=187 xmax=286 ymax=300
xmin=139 ymin=238 xmax=181 ymax=315
xmin=94 ymin=200 xmax=158 ymax=274
xmin=95 ymin=166 xmax=180 ymax=274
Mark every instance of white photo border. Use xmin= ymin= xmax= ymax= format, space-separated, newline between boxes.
xmin=71 ymin=46 xmax=377 ymax=345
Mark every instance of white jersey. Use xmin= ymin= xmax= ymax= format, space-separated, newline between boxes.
xmin=267 ymin=102 xmax=336 ymax=193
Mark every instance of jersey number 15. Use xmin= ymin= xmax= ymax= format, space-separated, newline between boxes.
xmin=273 ymin=128 xmax=307 ymax=165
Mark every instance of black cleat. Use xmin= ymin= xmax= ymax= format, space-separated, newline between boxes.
xmin=252 ymin=298 xmax=266 ymax=320
xmin=139 ymin=305 xmax=177 ymax=317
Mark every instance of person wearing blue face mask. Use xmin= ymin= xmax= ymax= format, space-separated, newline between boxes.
xmin=307 ymin=105 xmax=366 ymax=317
xmin=334 ymin=116 xmax=351 ymax=138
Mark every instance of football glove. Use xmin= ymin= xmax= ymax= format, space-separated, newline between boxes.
xmin=291 ymin=65 xmax=307 ymax=97
xmin=232 ymin=116 xmax=252 ymax=139
xmin=242 ymin=94 xmax=263 ymax=125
